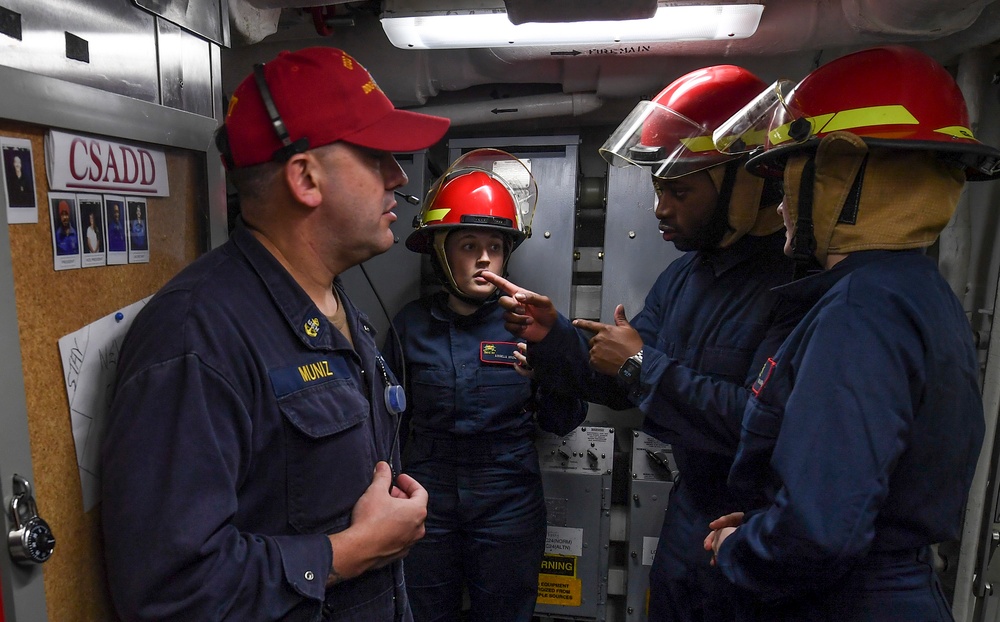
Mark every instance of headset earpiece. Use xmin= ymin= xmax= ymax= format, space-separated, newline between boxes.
xmin=252 ymin=63 xmax=310 ymax=162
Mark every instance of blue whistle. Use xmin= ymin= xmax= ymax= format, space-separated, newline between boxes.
xmin=384 ymin=385 xmax=406 ymax=415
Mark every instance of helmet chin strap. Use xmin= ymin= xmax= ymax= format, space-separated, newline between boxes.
xmin=451 ymin=286 xmax=501 ymax=308
xmin=792 ymin=157 xmax=821 ymax=279
xmin=713 ymin=160 xmax=741 ymax=248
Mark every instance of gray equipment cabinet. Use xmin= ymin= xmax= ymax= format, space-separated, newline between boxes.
xmin=535 ymin=426 xmax=615 ymax=621
xmin=624 ymin=431 xmax=676 ymax=621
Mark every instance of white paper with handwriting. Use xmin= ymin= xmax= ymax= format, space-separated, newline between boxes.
xmin=58 ymin=297 xmax=150 ymax=512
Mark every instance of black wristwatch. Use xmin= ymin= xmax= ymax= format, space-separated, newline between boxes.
xmin=618 ymin=349 xmax=643 ymax=385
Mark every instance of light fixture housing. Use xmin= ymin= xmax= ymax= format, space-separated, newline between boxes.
xmin=380 ymin=1 xmax=764 ymax=50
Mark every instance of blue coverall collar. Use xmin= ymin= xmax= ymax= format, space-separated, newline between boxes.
xmin=702 ymin=230 xmax=786 ymax=278
xmin=428 ymin=291 xmax=500 ymax=324
xmin=774 ymin=249 xmax=927 ymax=306
xmin=229 ymin=219 xmax=365 ymax=352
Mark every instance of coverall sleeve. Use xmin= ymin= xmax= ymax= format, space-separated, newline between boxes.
xmin=530 ymin=286 xmax=798 ymax=459
xmin=529 ymin=313 xmax=635 ymax=410
xmin=635 ymin=295 xmax=800 ymax=456
xmin=101 ymin=354 xmax=331 ymax=622
xmin=533 ymin=376 xmax=590 ymax=437
xmin=716 ymin=301 xmax=920 ymax=602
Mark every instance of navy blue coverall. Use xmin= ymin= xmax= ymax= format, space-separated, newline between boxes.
xmin=528 ymin=231 xmax=798 ymax=621
xmin=384 ymin=293 xmax=587 ymax=622
xmin=718 ymin=250 xmax=984 ymax=621
xmin=101 ymin=222 xmax=409 ymax=622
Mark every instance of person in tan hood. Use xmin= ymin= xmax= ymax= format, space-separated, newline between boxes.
xmin=705 ymin=45 xmax=1000 ymax=621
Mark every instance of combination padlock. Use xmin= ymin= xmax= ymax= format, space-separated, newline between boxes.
xmin=7 ymin=474 xmax=55 ymax=564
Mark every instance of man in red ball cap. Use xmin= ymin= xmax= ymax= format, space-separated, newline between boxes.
xmin=102 ymin=47 xmax=450 ymax=621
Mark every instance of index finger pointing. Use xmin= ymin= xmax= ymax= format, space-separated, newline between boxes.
xmin=480 ymin=270 xmax=520 ymax=296
xmin=572 ymin=318 xmax=610 ymax=333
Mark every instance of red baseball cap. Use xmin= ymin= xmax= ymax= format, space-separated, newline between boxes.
xmin=223 ymin=47 xmax=450 ymax=168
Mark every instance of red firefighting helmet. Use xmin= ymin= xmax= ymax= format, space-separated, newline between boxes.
xmin=725 ymin=46 xmax=1000 ymax=180
xmin=600 ymin=65 xmax=768 ymax=179
xmin=405 ymin=148 xmax=537 ymax=254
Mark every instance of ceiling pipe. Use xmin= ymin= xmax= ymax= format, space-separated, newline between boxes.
xmin=417 ymin=92 xmax=603 ymax=126
xmin=223 ymin=0 xmax=1000 ymax=112
xmin=309 ymin=6 xmax=355 ymax=36
xmin=240 ymin=0 xmax=355 ymax=9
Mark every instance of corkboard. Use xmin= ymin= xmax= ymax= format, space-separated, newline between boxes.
xmin=2 ymin=118 xmax=208 ymax=622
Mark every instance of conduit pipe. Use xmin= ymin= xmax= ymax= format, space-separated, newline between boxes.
xmin=416 ymin=92 xmax=603 ymax=126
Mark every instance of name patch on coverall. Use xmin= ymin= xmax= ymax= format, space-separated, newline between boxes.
xmin=269 ymin=356 xmax=351 ymax=397
xmin=481 ymin=341 xmax=518 ymax=365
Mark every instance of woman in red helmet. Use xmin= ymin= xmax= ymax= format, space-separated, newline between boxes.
xmin=383 ymin=149 xmax=587 ymax=622
xmin=705 ymin=45 xmax=1000 ymax=620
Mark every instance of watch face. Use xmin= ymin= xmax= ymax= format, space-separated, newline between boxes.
xmin=619 ymin=358 xmax=640 ymax=382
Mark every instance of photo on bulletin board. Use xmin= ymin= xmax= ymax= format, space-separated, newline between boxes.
xmin=104 ymin=194 xmax=128 ymax=265
xmin=78 ymin=193 xmax=106 ymax=269
xmin=49 ymin=191 xmax=81 ymax=271
xmin=2 ymin=136 xmax=38 ymax=223
xmin=126 ymin=196 xmax=149 ymax=264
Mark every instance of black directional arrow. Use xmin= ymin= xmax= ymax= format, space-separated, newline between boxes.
xmin=550 ymin=50 xmax=582 ymax=56
xmin=491 ymin=108 xmax=519 ymax=114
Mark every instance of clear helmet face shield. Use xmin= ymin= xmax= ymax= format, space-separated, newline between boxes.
xmin=600 ymin=99 xmax=736 ymax=179
xmin=423 ymin=148 xmax=538 ymax=240
xmin=712 ymin=79 xmax=807 ymax=157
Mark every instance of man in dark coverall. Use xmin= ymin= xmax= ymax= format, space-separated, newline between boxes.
xmin=101 ymin=47 xmax=450 ymax=621
xmin=704 ymin=45 xmax=1000 ymax=621
xmin=483 ymin=65 xmax=798 ymax=622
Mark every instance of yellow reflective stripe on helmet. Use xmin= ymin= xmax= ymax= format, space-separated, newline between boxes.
xmin=423 ymin=208 xmax=451 ymax=224
xmin=678 ymin=135 xmax=717 ymax=153
xmin=820 ymin=105 xmax=918 ymax=133
xmin=935 ymin=125 xmax=976 ymax=140
xmin=715 ymin=128 xmax=769 ymax=153
xmin=769 ymin=105 xmax=918 ymax=146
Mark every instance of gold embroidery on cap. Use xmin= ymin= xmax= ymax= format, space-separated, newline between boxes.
xmin=362 ymin=80 xmax=377 ymax=94
xmin=226 ymin=95 xmax=239 ymax=118
xmin=342 ymin=55 xmax=354 ymax=70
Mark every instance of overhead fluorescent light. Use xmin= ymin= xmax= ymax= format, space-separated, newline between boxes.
xmin=381 ymin=3 xmax=764 ymax=50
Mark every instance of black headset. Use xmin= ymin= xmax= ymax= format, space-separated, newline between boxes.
xmin=216 ymin=63 xmax=310 ymax=169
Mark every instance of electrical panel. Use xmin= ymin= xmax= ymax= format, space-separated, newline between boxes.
xmin=535 ymin=425 xmax=615 ymax=621
xmin=624 ymin=431 xmax=676 ymax=622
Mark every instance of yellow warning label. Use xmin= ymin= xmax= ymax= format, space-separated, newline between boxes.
xmin=536 ymin=575 xmax=582 ymax=606
xmin=539 ymin=554 xmax=576 ymax=577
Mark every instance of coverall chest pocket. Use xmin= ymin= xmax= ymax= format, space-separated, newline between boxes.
xmin=278 ymin=380 xmax=373 ymax=534
xmin=475 ymin=365 xmax=531 ymax=418
xmin=700 ymin=319 xmax=768 ymax=379
xmin=410 ymin=367 xmax=456 ymax=419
